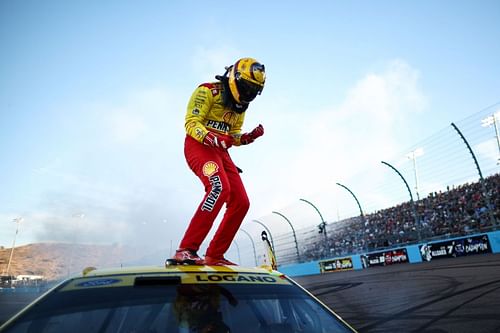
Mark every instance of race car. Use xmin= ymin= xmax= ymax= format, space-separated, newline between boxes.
xmin=0 ymin=264 xmax=357 ymax=332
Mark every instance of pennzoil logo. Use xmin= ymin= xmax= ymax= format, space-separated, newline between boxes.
xmin=201 ymin=175 xmax=222 ymax=211
xmin=202 ymin=161 xmax=218 ymax=177
xmin=206 ymin=120 xmax=230 ymax=132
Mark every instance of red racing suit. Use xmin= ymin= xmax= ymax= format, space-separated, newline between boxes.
xmin=179 ymin=81 xmax=250 ymax=259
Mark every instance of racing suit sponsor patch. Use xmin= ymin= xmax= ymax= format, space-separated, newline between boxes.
xmin=201 ymin=175 xmax=222 ymax=212
xmin=196 ymin=83 xmax=219 ymax=96
xmin=195 ymin=128 xmax=204 ymax=139
xmin=206 ymin=120 xmax=230 ymax=132
xmin=202 ymin=161 xmax=218 ymax=177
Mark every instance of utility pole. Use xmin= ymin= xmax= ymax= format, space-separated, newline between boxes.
xmin=5 ymin=217 xmax=23 ymax=277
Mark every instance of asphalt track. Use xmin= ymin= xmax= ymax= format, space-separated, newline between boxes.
xmin=0 ymin=292 xmax=41 ymax=326
xmin=294 ymin=253 xmax=500 ymax=333
xmin=1 ymin=254 xmax=499 ymax=332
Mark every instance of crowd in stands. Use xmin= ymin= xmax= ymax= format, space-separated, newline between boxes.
xmin=300 ymin=173 xmax=499 ymax=262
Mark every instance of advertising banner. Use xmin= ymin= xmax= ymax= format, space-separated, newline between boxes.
xmin=361 ymin=248 xmax=409 ymax=268
xmin=319 ymin=257 xmax=354 ymax=273
xmin=419 ymin=234 xmax=491 ymax=262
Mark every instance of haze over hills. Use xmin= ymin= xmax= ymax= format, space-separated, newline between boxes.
xmin=0 ymin=243 xmax=162 ymax=281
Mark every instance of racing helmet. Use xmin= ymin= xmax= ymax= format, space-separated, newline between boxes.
xmin=228 ymin=58 xmax=266 ymax=104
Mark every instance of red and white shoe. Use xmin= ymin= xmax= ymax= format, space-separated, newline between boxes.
xmin=204 ymin=256 xmax=238 ymax=266
xmin=171 ymin=249 xmax=204 ymax=265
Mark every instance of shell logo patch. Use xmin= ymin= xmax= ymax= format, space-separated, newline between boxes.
xmin=202 ymin=161 xmax=219 ymax=177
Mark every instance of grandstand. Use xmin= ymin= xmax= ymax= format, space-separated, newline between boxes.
xmin=264 ymin=104 xmax=500 ymax=266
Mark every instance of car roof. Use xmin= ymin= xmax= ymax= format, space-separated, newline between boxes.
xmin=0 ymin=265 xmax=358 ymax=333
xmin=54 ymin=265 xmax=291 ymax=291
xmin=79 ymin=265 xmax=282 ymax=278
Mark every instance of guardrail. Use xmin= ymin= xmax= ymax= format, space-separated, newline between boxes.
xmin=279 ymin=230 xmax=500 ymax=277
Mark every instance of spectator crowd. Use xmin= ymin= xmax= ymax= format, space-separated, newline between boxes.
xmin=297 ymin=173 xmax=499 ymax=263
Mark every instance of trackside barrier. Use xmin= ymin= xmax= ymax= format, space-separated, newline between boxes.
xmin=278 ymin=261 xmax=321 ymax=277
xmin=279 ymin=230 xmax=500 ymax=277
xmin=489 ymin=230 xmax=500 ymax=253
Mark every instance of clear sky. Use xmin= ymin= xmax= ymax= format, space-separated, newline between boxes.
xmin=1 ymin=1 xmax=499 ymax=264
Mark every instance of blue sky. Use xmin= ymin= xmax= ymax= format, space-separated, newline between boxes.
xmin=1 ymin=1 xmax=499 ymax=264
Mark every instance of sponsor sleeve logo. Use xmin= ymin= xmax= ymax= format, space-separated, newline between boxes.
xmin=194 ymin=96 xmax=206 ymax=104
xmin=194 ymin=128 xmax=205 ymax=139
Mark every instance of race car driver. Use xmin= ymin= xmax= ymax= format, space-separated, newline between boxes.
xmin=172 ymin=57 xmax=266 ymax=266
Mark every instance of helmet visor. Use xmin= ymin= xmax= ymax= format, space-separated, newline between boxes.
xmin=236 ymin=79 xmax=262 ymax=103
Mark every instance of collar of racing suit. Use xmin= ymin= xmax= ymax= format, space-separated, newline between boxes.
xmin=215 ymin=75 xmax=248 ymax=114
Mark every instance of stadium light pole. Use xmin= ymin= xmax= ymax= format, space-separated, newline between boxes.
xmin=252 ymin=219 xmax=275 ymax=251
xmin=239 ymin=228 xmax=258 ymax=266
xmin=381 ymin=161 xmax=421 ymax=242
xmin=481 ymin=111 xmax=500 ymax=165
xmin=5 ymin=217 xmax=23 ymax=277
xmin=451 ymin=122 xmax=496 ymax=226
xmin=299 ymin=198 xmax=328 ymax=247
xmin=406 ymin=148 xmax=424 ymax=201
xmin=272 ymin=211 xmax=301 ymax=263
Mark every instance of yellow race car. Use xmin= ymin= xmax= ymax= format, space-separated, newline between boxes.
xmin=0 ymin=264 xmax=356 ymax=332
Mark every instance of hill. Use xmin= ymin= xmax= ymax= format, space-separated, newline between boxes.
xmin=0 ymin=243 xmax=144 ymax=281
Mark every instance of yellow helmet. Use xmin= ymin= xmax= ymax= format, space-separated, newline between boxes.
xmin=228 ymin=58 xmax=266 ymax=104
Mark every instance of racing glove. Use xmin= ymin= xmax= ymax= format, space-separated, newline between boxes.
xmin=240 ymin=124 xmax=264 ymax=145
xmin=203 ymin=132 xmax=234 ymax=150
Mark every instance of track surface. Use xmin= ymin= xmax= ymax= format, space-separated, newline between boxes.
xmin=1 ymin=254 xmax=499 ymax=332
xmin=0 ymin=292 xmax=41 ymax=326
xmin=294 ymin=253 xmax=500 ymax=333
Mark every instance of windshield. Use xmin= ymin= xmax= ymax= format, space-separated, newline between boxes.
xmin=2 ymin=277 xmax=353 ymax=333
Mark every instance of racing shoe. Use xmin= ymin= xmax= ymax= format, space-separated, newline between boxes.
xmin=168 ymin=249 xmax=204 ymax=265
xmin=204 ymin=256 xmax=238 ymax=266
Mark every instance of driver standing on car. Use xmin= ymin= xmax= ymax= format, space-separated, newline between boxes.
xmin=172 ymin=58 xmax=266 ymax=266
